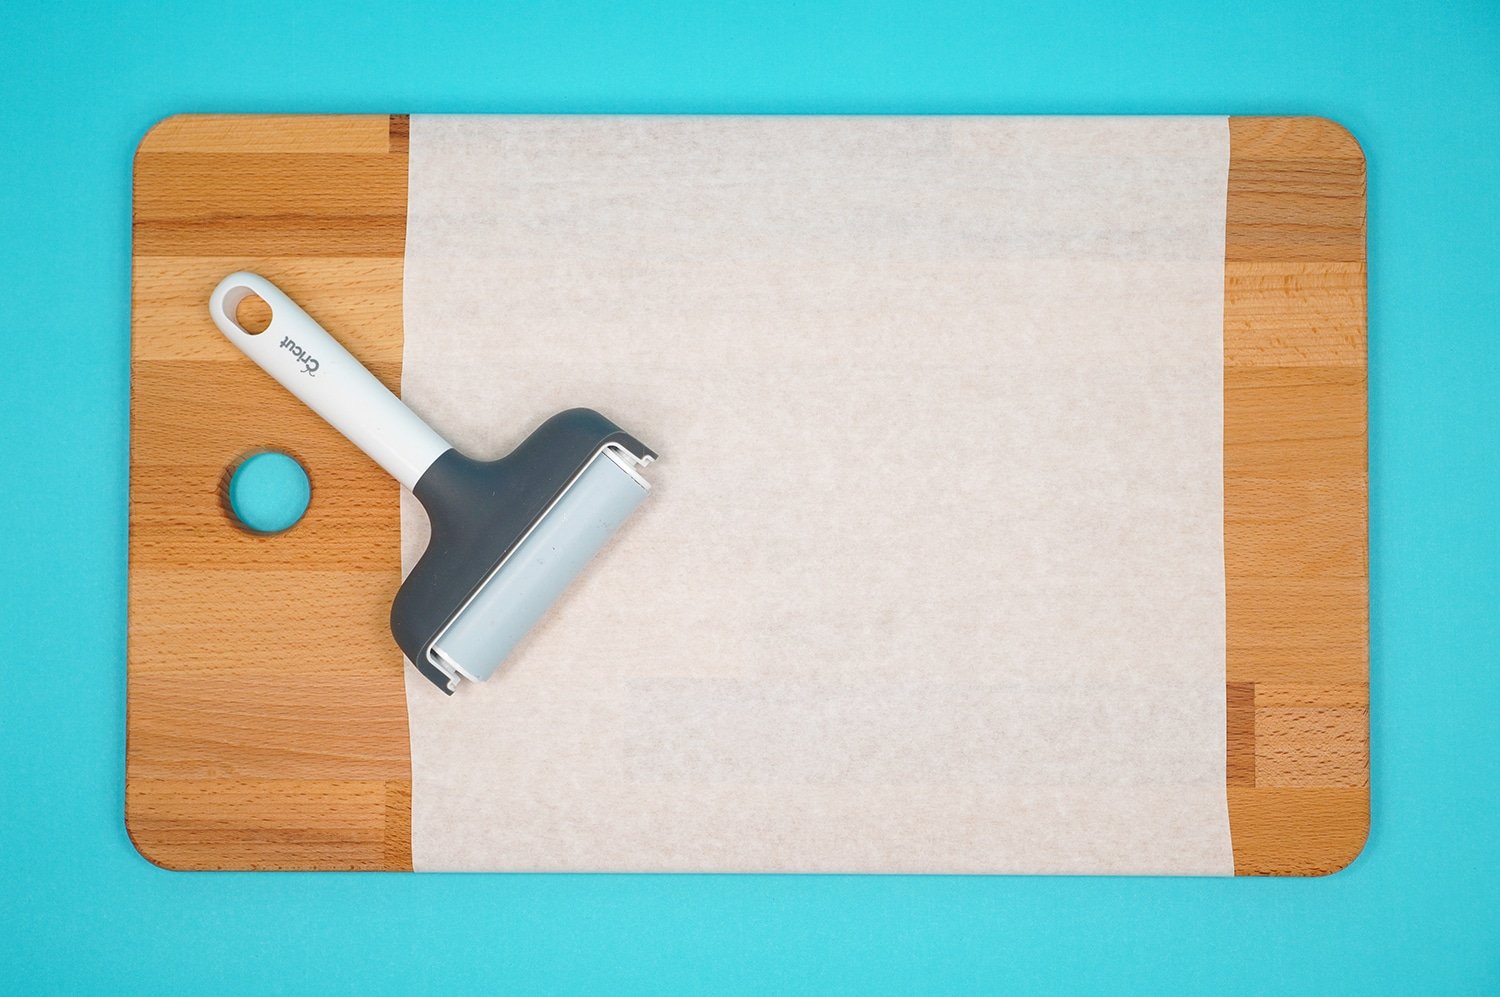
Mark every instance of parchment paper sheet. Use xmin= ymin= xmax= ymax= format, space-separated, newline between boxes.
xmin=401 ymin=116 xmax=1232 ymax=873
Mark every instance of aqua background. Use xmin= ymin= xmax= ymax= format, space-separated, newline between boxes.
xmin=2 ymin=0 xmax=1497 ymax=991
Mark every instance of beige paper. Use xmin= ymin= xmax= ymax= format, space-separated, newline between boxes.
xmin=401 ymin=115 xmax=1232 ymax=874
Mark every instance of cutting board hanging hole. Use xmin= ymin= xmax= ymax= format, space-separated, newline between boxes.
xmin=220 ymin=450 xmax=311 ymax=534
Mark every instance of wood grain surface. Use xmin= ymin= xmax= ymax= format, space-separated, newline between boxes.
xmin=1223 ymin=116 xmax=1368 ymax=874
xmin=129 ymin=115 xmax=412 ymax=870
xmin=127 ymin=114 xmax=1367 ymax=874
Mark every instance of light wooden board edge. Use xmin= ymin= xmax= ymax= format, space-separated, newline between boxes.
xmin=127 ymin=114 xmax=1368 ymax=874
xmin=1223 ymin=116 xmax=1369 ymax=875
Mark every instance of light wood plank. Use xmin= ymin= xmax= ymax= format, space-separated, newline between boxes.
xmin=133 ymin=258 xmax=406 ymax=362
xmin=129 ymin=570 xmax=402 ymax=669
xmin=1224 ymin=261 xmax=1364 ymax=367
xmin=139 ymin=115 xmax=394 ymax=155
xmin=1227 ymin=787 xmax=1369 ymax=877
xmin=126 ymin=779 xmax=405 ymax=872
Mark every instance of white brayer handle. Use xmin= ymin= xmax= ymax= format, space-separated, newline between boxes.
xmin=208 ymin=272 xmax=451 ymax=490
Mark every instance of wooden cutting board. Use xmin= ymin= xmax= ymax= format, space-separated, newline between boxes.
xmin=127 ymin=114 xmax=1368 ymax=874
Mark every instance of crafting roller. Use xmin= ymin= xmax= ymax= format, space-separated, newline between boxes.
xmin=208 ymin=272 xmax=656 ymax=695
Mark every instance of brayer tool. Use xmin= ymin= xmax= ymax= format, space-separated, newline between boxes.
xmin=209 ymin=272 xmax=656 ymax=695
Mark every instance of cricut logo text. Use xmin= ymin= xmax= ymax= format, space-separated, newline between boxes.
xmin=279 ymin=336 xmax=319 ymax=376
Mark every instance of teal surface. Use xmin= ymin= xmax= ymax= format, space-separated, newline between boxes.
xmin=1 ymin=0 xmax=1497 ymax=991
xmin=227 ymin=452 xmax=311 ymax=534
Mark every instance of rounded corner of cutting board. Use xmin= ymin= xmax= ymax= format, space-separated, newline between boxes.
xmin=1228 ymin=787 xmax=1371 ymax=876
xmin=123 ymin=797 xmax=189 ymax=873
xmin=1229 ymin=115 xmax=1367 ymax=163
